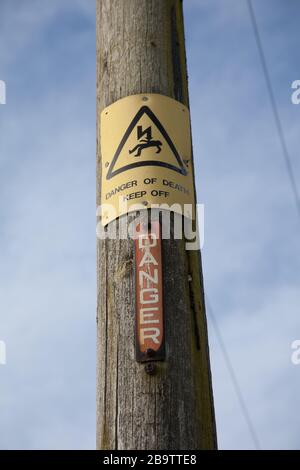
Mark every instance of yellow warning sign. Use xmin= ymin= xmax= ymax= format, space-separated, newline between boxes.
xmin=100 ymin=94 xmax=195 ymax=225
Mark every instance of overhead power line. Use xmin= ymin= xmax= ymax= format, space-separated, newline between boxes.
xmin=204 ymin=0 xmax=300 ymax=451
xmin=206 ymin=299 xmax=261 ymax=450
xmin=246 ymin=0 xmax=300 ymax=221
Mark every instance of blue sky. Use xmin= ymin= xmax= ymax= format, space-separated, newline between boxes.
xmin=0 ymin=0 xmax=299 ymax=450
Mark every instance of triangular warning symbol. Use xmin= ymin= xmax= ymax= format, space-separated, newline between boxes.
xmin=106 ymin=106 xmax=187 ymax=180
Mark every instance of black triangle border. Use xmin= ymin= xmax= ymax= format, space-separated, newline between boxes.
xmin=106 ymin=105 xmax=187 ymax=180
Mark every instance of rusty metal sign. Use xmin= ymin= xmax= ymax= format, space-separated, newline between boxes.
xmin=100 ymin=93 xmax=195 ymax=225
xmin=135 ymin=220 xmax=165 ymax=362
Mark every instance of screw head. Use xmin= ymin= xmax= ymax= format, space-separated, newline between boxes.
xmin=144 ymin=362 xmax=156 ymax=375
xmin=145 ymin=348 xmax=155 ymax=358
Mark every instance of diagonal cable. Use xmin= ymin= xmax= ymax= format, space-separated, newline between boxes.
xmin=206 ymin=298 xmax=261 ymax=450
xmin=247 ymin=0 xmax=300 ymax=220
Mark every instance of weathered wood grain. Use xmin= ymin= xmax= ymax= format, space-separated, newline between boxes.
xmin=96 ymin=0 xmax=217 ymax=450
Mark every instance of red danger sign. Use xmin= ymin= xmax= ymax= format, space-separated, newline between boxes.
xmin=135 ymin=220 xmax=165 ymax=362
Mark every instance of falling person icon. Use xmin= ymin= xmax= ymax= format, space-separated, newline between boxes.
xmin=129 ymin=125 xmax=162 ymax=157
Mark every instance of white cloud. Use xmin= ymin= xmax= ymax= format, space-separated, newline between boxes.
xmin=0 ymin=0 xmax=96 ymax=450
xmin=210 ymin=284 xmax=300 ymax=449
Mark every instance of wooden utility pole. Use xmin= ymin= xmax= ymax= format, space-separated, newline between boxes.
xmin=96 ymin=0 xmax=217 ymax=450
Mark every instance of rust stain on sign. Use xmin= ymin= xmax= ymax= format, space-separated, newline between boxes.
xmin=135 ymin=220 xmax=165 ymax=362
